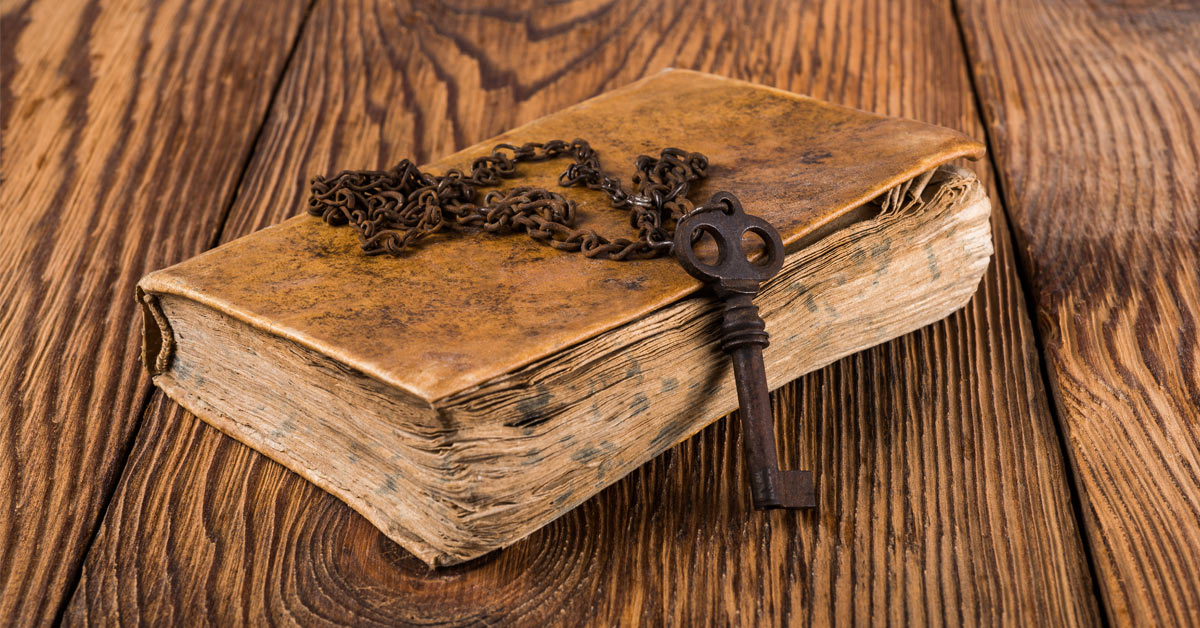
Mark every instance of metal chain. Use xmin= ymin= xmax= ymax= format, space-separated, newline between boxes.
xmin=307 ymin=139 xmax=709 ymax=260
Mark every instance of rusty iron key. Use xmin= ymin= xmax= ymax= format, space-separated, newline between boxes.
xmin=673 ymin=192 xmax=816 ymax=509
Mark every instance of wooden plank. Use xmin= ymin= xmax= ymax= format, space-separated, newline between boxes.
xmin=955 ymin=1 xmax=1200 ymax=625
xmin=65 ymin=0 xmax=1100 ymax=624
xmin=0 ymin=0 xmax=309 ymax=624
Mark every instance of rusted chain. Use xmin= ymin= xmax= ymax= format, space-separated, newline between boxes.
xmin=307 ymin=139 xmax=708 ymax=260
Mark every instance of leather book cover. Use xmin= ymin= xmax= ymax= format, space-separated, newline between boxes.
xmin=139 ymin=69 xmax=983 ymax=401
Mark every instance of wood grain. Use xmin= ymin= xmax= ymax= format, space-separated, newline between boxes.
xmin=0 ymin=0 xmax=308 ymax=624
xmin=956 ymin=1 xmax=1200 ymax=625
xmin=65 ymin=0 xmax=1099 ymax=624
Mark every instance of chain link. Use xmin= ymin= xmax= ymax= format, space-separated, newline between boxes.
xmin=307 ymin=139 xmax=709 ymax=260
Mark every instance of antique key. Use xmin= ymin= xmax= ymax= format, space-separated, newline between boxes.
xmin=673 ymin=192 xmax=816 ymax=509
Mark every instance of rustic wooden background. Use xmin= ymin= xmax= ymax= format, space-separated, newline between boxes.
xmin=2 ymin=0 xmax=1197 ymax=625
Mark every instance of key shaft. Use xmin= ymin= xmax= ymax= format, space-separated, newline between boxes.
xmin=718 ymin=283 xmax=815 ymax=509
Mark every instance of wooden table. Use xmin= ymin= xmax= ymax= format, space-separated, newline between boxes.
xmin=2 ymin=1 xmax=1197 ymax=625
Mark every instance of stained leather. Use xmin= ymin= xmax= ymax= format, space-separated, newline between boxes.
xmin=139 ymin=69 xmax=984 ymax=403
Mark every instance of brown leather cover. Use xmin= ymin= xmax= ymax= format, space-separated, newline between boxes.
xmin=139 ymin=69 xmax=983 ymax=404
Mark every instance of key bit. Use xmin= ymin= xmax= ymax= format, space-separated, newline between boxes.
xmin=673 ymin=192 xmax=816 ymax=509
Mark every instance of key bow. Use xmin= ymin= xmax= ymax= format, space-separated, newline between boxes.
xmin=673 ymin=192 xmax=786 ymax=291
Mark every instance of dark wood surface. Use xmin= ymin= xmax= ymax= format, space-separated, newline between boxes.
xmin=0 ymin=1 xmax=308 ymax=624
xmin=62 ymin=0 xmax=1096 ymax=625
xmin=957 ymin=1 xmax=1200 ymax=625
xmin=2 ymin=0 xmax=1194 ymax=625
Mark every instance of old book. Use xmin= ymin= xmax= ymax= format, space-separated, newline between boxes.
xmin=137 ymin=69 xmax=991 ymax=566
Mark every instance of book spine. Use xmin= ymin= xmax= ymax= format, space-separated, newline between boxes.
xmin=137 ymin=286 xmax=175 ymax=375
